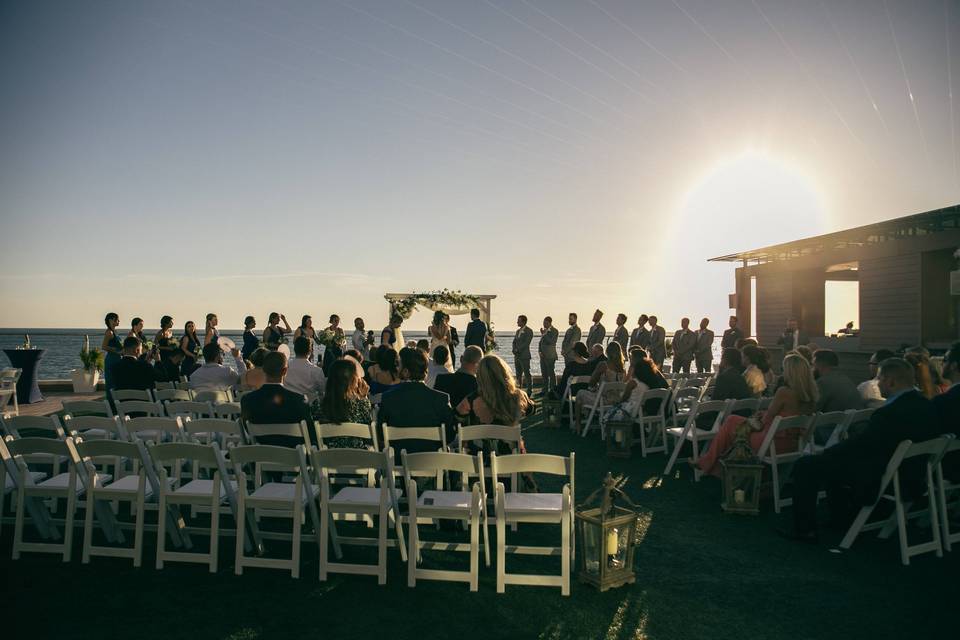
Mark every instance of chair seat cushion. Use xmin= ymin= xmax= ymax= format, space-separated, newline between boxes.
xmin=41 ymin=472 xmax=110 ymax=492
xmin=5 ymin=470 xmax=46 ymax=491
xmin=504 ymin=492 xmax=563 ymax=512
xmin=250 ymin=482 xmax=309 ymax=504
xmin=174 ymin=478 xmax=237 ymax=499
xmin=418 ymin=490 xmax=471 ymax=510
xmin=330 ymin=486 xmax=400 ymax=506
xmin=103 ymin=474 xmax=163 ymax=496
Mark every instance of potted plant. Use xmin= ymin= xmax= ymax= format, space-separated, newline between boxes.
xmin=71 ymin=335 xmax=104 ymax=393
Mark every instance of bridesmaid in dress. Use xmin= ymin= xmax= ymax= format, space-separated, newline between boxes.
xmin=155 ymin=315 xmax=177 ymax=363
xmin=241 ymin=315 xmax=259 ymax=362
xmin=180 ymin=321 xmax=201 ymax=378
xmin=262 ymin=312 xmax=292 ymax=351
xmin=294 ymin=315 xmax=321 ymax=362
xmin=101 ymin=312 xmax=122 ymax=391
xmin=204 ymin=313 xmax=220 ymax=346
xmin=322 ymin=314 xmax=345 ymax=374
xmin=128 ymin=317 xmax=148 ymax=360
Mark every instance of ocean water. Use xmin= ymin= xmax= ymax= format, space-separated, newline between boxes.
xmin=0 ymin=328 xmax=724 ymax=380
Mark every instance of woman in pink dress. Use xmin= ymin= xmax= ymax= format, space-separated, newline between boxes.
xmin=696 ymin=353 xmax=818 ymax=476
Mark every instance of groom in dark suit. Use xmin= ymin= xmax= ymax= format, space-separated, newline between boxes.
xmin=464 ymin=308 xmax=488 ymax=352
xmin=378 ymin=347 xmax=456 ymax=451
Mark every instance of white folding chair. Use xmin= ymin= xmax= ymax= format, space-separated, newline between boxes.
xmin=115 ymin=400 xmax=164 ymax=421
xmin=0 ymin=368 xmax=22 ymax=416
xmin=183 ymin=417 xmax=246 ymax=447
xmin=150 ymin=441 xmax=238 ymax=572
xmin=62 ymin=400 xmax=113 ymax=419
xmin=755 ymin=415 xmax=814 ymax=513
xmin=636 ymin=389 xmax=671 ymax=457
xmin=668 ymin=387 xmax=699 ymax=430
xmin=1 ymin=415 xmax=69 ymax=475
xmin=63 ymin=415 xmax=127 ymax=441
xmin=0 ymin=436 xmax=51 ymax=541
xmin=165 ymin=400 xmax=214 ymax=420
xmin=8 ymin=437 xmax=84 ymax=561
xmin=124 ymin=416 xmax=185 ymax=445
xmin=563 ymin=376 xmax=592 ymax=431
xmin=829 ymin=407 xmax=876 ymax=446
xmin=230 ymin=444 xmax=321 ymax=578
xmin=155 ymin=388 xmax=194 ymax=403
xmin=154 ymin=381 xmax=176 ymax=391
xmin=402 ymin=450 xmax=485 ymax=591
xmin=458 ymin=423 xmax=521 ymax=536
xmin=193 ymin=389 xmax=233 ymax=404
xmin=111 ymin=388 xmax=154 ymax=403
xmin=935 ymin=438 xmax=960 ymax=551
xmin=70 ymin=438 xmax=152 ymax=566
xmin=213 ymin=401 xmax=242 ymax=420
xmin=840 ymin=436 xmax=952 ymax=565
xmin=806 ymin=411 xmax=850 ymax=454
xmin=244 ymin=421 xmax=311 ymax=447
xmin=490 ymin=452 xmax=574 ymax=596
xmin=663 ymin=399 xmax=732 ymax=478
xmin=581 ymin=381 xmax=626 ymax=438
xmin=315 ymin=422 xmax=379 ymax=451
xmin=311 ymin=448 xmax=406 ymax=584
xmin=382 ymin=425 xmax=447 ymax=482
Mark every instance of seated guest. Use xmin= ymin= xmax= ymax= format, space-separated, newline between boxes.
xmin=905 ymin=351 xmax=940 ymax=399
xmin=284 ymin=336 xmax=326 ymax=399
xmin=457 ymin=354 xmax=533 ymax=450
xmin=377 ymin=347 xmax=456 ymax=452
xmin=574 ymin=342 xmax=627 ymax=431
xmin=936 ymin=344 xmax=960 ymax=479
xmin=426 ymin=345 xmax=454 ymax=388
xmin=342 ymin=348 xmax=368 ymax=381
xmin=436 ymin=345 xmax=482 ymax=416
xmin=557 ymin=342 xmax=597 ymax=400
xmin=239 ymin=347 xmax=268 ymax=391
xmin=416 ymin=339 xmax=431 ymax=357
xmin=629 ymin=350 xmax=669 ymax=415
xmin=368 ymin=345 xmax=402 ymax=395
xmin=188 ymin=342 xmax=247 ymax=391
xmin=240 ymin=351 xmax=313 ymax=447
xmin=813 ymin=349 xmax=864 ymax=412
xmin=697 ymin=348 xmax=753 ymax=428
xmin=857 ymin=349 xmax=895 ymax=407
xmin=153 ymin=348 xmax=185 ymax=383
xmin=742 ymin=344 xmax=774 ymax=397
xmin=697 ymin=354 xmax=818 ymax=476
xmin=782 ymin=358 xmax=941 ymax=542
xmin=312 ymin=359 xmax=373 ymax=449
xmin=113 ymin=336 xmax=161 ymax=391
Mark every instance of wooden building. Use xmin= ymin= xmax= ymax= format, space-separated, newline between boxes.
xmin=709 ymin=205 xmax=960 ymax=379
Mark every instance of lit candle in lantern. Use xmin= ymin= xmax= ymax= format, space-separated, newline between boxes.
xmin=734 ymin=489 xmax=745 ymax=504
xmin=606 ymin=527 xmax=619 ymax=556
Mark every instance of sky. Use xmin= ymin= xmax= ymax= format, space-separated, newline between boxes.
xmin=1 ymin=0 xmax=958 ymax=332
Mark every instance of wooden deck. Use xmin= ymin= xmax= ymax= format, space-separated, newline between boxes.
xmin=4 ymin=392 xmax=103 ymax=417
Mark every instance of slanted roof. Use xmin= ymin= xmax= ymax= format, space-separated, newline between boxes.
xmin=708 ymin=204 xmax=960 ymax=264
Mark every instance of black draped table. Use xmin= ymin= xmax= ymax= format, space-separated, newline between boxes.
xmin=3 ymin=349 xmax=45 ymax=404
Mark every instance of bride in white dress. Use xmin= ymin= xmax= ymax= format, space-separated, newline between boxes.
xmin=427 ymin=310 xmax=454 ymax=369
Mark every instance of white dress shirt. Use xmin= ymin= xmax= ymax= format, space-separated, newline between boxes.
xmin=352 ymin=329 xmax=369 ymax=361
xmin=284 ymin=357 xmax=326 ymax=396
xmin=188 ymin=353 xmax=246 ymax=391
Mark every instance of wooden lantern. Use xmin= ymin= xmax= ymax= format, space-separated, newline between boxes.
xmin=720 ymin=424 xmax=763 ymax=515
xmin=575 ymin=474 xmax=640 ymax=591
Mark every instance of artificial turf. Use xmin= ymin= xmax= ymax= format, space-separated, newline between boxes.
xmin=1 ymin=410 xmax=955 ymax=639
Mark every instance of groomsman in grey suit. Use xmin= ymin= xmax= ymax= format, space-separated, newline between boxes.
xmin=538 ymin=316 xmax=559 ymax=394
xmin=613 ymin=314 xmax=629 ymax=353
xmin=672 ymin=317 xmax=697 ymax=374
xmin=694 ymin=317 xmax=715 ymax=373
xmin=562 ymin=313 xmax=581 ymax=363
xmin=630 ymin=314 xmax=650 ymax=350
xmin=648 ymin=315 xmax=667 ymax=368
xmin=586 ymin=309 xmax=606 ymax=348
xmin=513 ymin=315 xmax=534 ymax=394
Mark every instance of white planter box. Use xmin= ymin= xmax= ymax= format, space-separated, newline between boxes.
xmin=71 ymin=369 xmax=100 ymax=393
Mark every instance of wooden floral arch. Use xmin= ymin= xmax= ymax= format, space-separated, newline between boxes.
xmin=384 ymin=291 xmax=496 ymax=325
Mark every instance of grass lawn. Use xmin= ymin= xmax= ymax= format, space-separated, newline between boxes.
xmin=2 ymin=409 xmax=955 ymax=639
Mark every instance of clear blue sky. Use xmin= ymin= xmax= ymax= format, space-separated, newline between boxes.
xmin=1 ymin=0 xmax=957 ymax=331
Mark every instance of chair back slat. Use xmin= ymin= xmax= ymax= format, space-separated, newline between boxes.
xmin=245 ymin=421 xmax=310 ymax=443
xmin=312 ymin=448 xmax=388 ymax=473
xmin=75 ymin=438 xmax=140 ymax=460
xmin=63 ymin=415 xmax=125 ymax=439
xmin=155 ymin=389 xmax=194 ymax=403
xmin=382 ymin=425 xmax=446 ymax=451
xmin=458 ymin=424 xmax=521 ymax=445
xmin=111 ymin=389 xmax=154 ymax=403
xmin=756 ymin=415 xmax=813 ymax=458
xmin=2 ymin=415 xmax=65 ymax=437
xmin=490 ymin=452 xmax=573 ymax=477
xmin=115 ymin=400 xmax=164 ymax=419
xmin=183 ymin=417 xmax=243 ymax=437
xmin=401 ymin=450 xmax=480 ymax=475
xmin=193 ymin=389 xmax=233 ymax=404
xmin=229 ymin=443 xmax=304 ymax=467
xmin=7 ymin=436 xmax=71 ymax=457
xmin=62 ymin=400 xmax=113 ymax=418
xmin=148 ymin=441 xmax=221 ymax=464
xmin=315 ymin=422 xmax=378 ymax=449
xmin=213 ymin=402 xmax=241 ymax=419
xmin=165 ymin=400 xmax=213 ymax=418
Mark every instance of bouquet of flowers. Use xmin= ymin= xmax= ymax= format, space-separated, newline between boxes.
xmin=317 ymin=328 xmax=345 ymax=348
xmin=485 ymin=322 xmax=499 ymax=352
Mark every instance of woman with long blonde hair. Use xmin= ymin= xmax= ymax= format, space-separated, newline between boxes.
xmin=458 ymin=354 xmax=532 ymax=425
xmin=697 ymin=353 xmax=818 ymax=476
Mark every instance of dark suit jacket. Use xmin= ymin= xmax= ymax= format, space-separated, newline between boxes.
xmin=113 ymin=356 xmax=160 ymax=391
xmin=153 ymin=359 xmax=182 ymax=383
xmin=464 ymin=320 xmax=487 ymax=349
xmin=378 ymin=381 xmax=455 ymax=453
xmin=816 ymin=370 xmax=865 ymax=413
xmin=240 ymin=383 xmax=313 ymax=447
xmin=935 ymin=384 xmax=960 ymax=478
xmin=712 ymin=367 xmax=752 ymax=403
xmin=434 ymin=371 xmax=478 ymax=414
xmin=720 ymin=327 xmax=743 ymax=349
xmin=823 ymin=389 xmax=940 ymax=504
xmin=777 ymin=329 xmax=809 ymax=352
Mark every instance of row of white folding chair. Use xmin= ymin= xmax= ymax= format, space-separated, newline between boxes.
xmin=840 ymin=435 xmax=956 ymax=565
xmin=662 ymin=398 xmax=740 ymax=478
xmin=111 ymin=387 xmax=235 ymax=405
xmin=580 ymin=381 xmax=627 ymax=437
xmin=563 ymin=376 xmax=593 ymax=430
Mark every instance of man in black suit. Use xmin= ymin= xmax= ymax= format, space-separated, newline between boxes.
xmin=113 ymin=336 xmax=161 ymax=391
xmin=720 ymin=316 xmax=743 ymax=349
xmin=449 ymin=323 xmax=459 ymax=368
xmin=463 ymin=308 xmax=488 ymax=352
xmin=378 ymin=347 xmax=456 ymax=452
xmin=153 ymin=349 xmax=185 ymax=383
xmin=697 ymin=348 xmax=751 ymax=428
xmin=240 ymin=351 xmax=313 ymax=447
xmin=435 ymin=345 xmax=482 ymax=422
xmin=782 ymin=358 xmax=942 ymax=542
